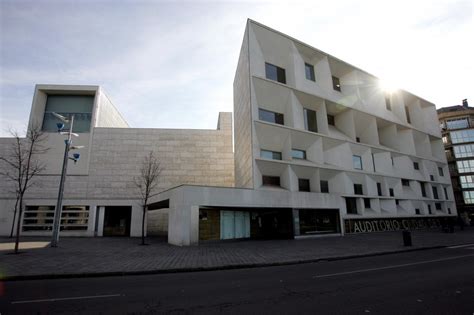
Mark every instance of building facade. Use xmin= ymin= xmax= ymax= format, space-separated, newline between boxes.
xmin=438 ymin=100 xmax=474 ymax=225
xmin=0 ymin=85 xmax=234 ymax=238
xmin=0 ymin=20 xmax=456 ymax=245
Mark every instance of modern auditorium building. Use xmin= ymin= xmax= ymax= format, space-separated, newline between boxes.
xmin=0 ymin=20 xmax=456 ymax=245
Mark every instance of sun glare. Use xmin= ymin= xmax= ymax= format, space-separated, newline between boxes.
xmin=379 ymin=78 xmax=399 ymax=94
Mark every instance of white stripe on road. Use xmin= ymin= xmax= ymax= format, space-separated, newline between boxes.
xmin=12 ymin=294 xmax=122 ymax=304
xmin=447 ymin=243 xmax=474 ymax=249
xmin=312 ymin=254 xmax=474 ymax=279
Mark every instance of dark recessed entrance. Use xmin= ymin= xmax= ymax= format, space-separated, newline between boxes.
xmin=103 ymin=206 xmax=131 ymax=236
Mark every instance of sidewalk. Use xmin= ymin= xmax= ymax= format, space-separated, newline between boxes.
xmin=1 ymin=228 xmax=473 ymax=280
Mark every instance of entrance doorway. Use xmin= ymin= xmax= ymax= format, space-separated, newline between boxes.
xmin=103 ymin=206 xmax=131 ymax=236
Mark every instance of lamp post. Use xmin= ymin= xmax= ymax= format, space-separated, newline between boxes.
xmin=51 ymin=113 xmax=83 ymax=248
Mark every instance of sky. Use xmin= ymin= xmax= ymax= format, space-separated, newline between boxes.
xmin=0 ymin=0 xmax=472 ymax=137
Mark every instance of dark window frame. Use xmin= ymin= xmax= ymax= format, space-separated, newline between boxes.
xmin=332 ymin=76 xmax=341 ymax=92
xmin=262 ymin=175 xmax=281 ymax=187
xmin=258 ymin=108 xmax=284 ymax=125
xmin=320 ymin=180 xmax=329 ymax=193
xmin=304 ymin=63 xmax=315 ymax=81
xmin=298 ymin=178 xmax=311 ymax=192
xmin=265 ymin=62 xmax=286 ymax=84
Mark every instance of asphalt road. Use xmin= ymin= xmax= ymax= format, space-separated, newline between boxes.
xmin=1 ymin=245 xmax=473 ymax=314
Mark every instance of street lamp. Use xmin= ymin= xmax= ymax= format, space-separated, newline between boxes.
xmin=50 ymin=112 xmax=83 ymax=247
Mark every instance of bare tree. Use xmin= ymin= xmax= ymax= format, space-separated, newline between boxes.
xmin=134 ymin=151 xmax=161 ymax=245
xmin=0 ymin=126 xmax=47 ymax=253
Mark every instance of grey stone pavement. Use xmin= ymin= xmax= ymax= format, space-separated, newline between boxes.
xmin=1 ymin=228 xmax=473 ymax=280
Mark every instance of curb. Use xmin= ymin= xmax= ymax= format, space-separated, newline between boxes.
xmin=2 ymin=243 xmax=470 ymax=282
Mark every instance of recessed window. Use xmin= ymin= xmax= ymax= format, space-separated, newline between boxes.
xmin=291 ymin=149 xmax=306 ymax=160
xmin=405 ymin=106 xmax=411 ymax=123
xmin=389 ymin=188 xmax=394 ymax=197
xmin=265 ymin=62 xmax=286 ymax=84
xmin=430 ymin=175 xmax=435 ymax=181
xmin=303 ymin=108 xmax=318 ymax=132
xmin=332 ymin=76 xmax=341 ymax=92
xmin=364 ymin=198 xmax=371 ymax=209
xmin=298 ymin=179 xmax=310 ymax=192
xmin=413 ymin=162 xmax=419 ymax=170
xmin=327 ymin=114 xmax=335 ymax=126
xmin=23 ymin=205 xmax=89 ymax=231
xmin=435 ymin=203 xmax=442 ymax=210
xmin=259 ymin=108 xmax=284 ymax=125
xmin=438 ymin=167 xmax=444 ymax=176
xmin=346 ymin=198 xmax=357 ymax=214
xmin=260 ymin=150 xmax=282 ymax=160
xmin=320 ymin=180 xmax=329 ymax=193
xmin=444 ymin=187 xmax=448 ymax=199
xmin=448 ymin=208 xmax=451 ymax=214
xmin=401 ymin=179 xmax=410 ymax=187
xmin=356 ymin=137 xmax=360 ymax=143
xmin=420 ymin=182 xmax=427 ymax=197
xmin=377 ymin=182 xmax=382 ymax=196
xmin=42 ymin=95 xmax=94 ymax=133
xmin=428 ymin=205 xmax=432 ymax=214
xmin=354 ymin=184 xmax=363 ymax=195
xmin=432 ymin=187 xmax=439 ymax=199
xmin=395 ymin=199 xmax=400 ymax=205
xmin=385 ymin=94 xmax=391 ymax=111
xmin=391 ymin=157 xmax=394 ymax=166
xmin=305 ymin=63 xmax=315 ymax=81
xmin=352 ymin=155 xmax=362 ymax=170
xmin=262 ymin=176 xmax=281 ymax=187
xmin=415 ymin=208 xmax=420 ymax=215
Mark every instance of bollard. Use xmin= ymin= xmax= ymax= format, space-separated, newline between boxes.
xmin=402 ymin=230 xmax=412 ymax=246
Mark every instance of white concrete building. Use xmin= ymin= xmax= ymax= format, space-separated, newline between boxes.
xmin=0 ymin=20 xmax=455 ymax=245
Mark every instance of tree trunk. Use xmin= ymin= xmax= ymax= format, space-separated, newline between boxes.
xmin=9 ymin=197 xmax=19 ymax=238
xmin=141 ymin=204 xmax=146 ymax=245
xmin=14 ymin=195 xmax=23 ymax=254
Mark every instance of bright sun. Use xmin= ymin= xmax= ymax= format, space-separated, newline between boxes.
xmin=379 ymin=78 xmax=399 ymax=93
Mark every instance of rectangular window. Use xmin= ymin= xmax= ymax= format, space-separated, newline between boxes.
xmin=42 ymin=95 xmax=94 ymax=133
xmin=432 ymin=187 xmax=439 ymax=199
xmin=456 ymin=160 xmax=474 ymax=173
xmin=385 ymin=94 xmax=391 ymax=110
xmin=428 ymin=205 xmax=432 ymax=214
xmin=23 ymin=205 xmax=89 ymax=231
xmin=453 ymin=144 xmax=474 ymax=158
xmin=435 ymin=203 xmax=442 ymax=210
xmin=450 ymin=129 xmax=474 ymax=143
xmin=345 ymin=198 xmax=357 ymax=214
xmin=320 ymin=180 xmax=329 ymax=193
xmin=305 ymin=63 xmax=315 ymax=81
xmin=415 ymin=208 xmax=420 ymax=215
xmin=402 ymin=179 xmax=410 ymax=187
xmin=377 ymin=182 xmax=382 ymax=196
xmin=413 ymin=162 xmax=419 ymax=170
xmin=332 ymin=76 xmax=341 ymax=92
xmin=420 ymin=182 xmax=427 ymax=197
xmin=444 ymin=187 xmax=448 ymax=199
xmin=364 ymin=198 xmax=371 ymax=209
xmin=463 ymin=191 xmax=474 ymax=204
xmin=371 ymin=154 xmax=376 ymax=172
xmin=389 ymin=188 xmax=394 ymax=197
xmin=291 ymin=149 xmax=306 ymax=160
xmin=260 ymin=150 xmax=282 ymax=160
xmin=327 ymin=114 xmax=335 ymax=126
xmin=354 ymin=184 xmax=363 ymax=195
xmin=405 ymin=106 xmax=411 ymax=123
xmin=430 ymin=175 xmax=435 ymax=181
xmin=258 ymin=108 xmax=284 ymax=125
xmin=391 ymin=157 xmax=394 ymax=165
xmin=262 ymin=176 xmax=280 ymax=187
xmin=356 ymin=137 xmax=361 ymax=143
xmin=352 ymin=155 xmax=362 ymax=170
xmin=303 ymin=108 xmax=318 ymax=132
xmin=446 ymin=117 xmax=469 ymax=130
xmin=298 ymin=179 xmax=310 ymax=192
xmin=298 ymin=209 xmax=340 ymax=235
xmin=395 ymin=199 xmax=400 ymax=205
xmin=460 ymin=175 xmax=474 ymax=188
xmin=448 ymin=208 xmax=451 ymax=214
xmin=438 ymin=167 xmax=444 ymax=176
xmin=265 ymin=62 xmax=286 ymax=84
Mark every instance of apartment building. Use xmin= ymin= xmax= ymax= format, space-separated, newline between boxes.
xmin=438 ymin=99 xmax=474 ymax=225
xmin=0 ymin=20 xmax=455 ymax=245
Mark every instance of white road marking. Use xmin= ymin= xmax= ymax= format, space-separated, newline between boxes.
xmin=447 ymin=244 xmax=474 ymax=249
xmin=12 ymin=294 xmax=122 ymax=304
xmin=312 ymin=254 xmax=474 ymax=279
